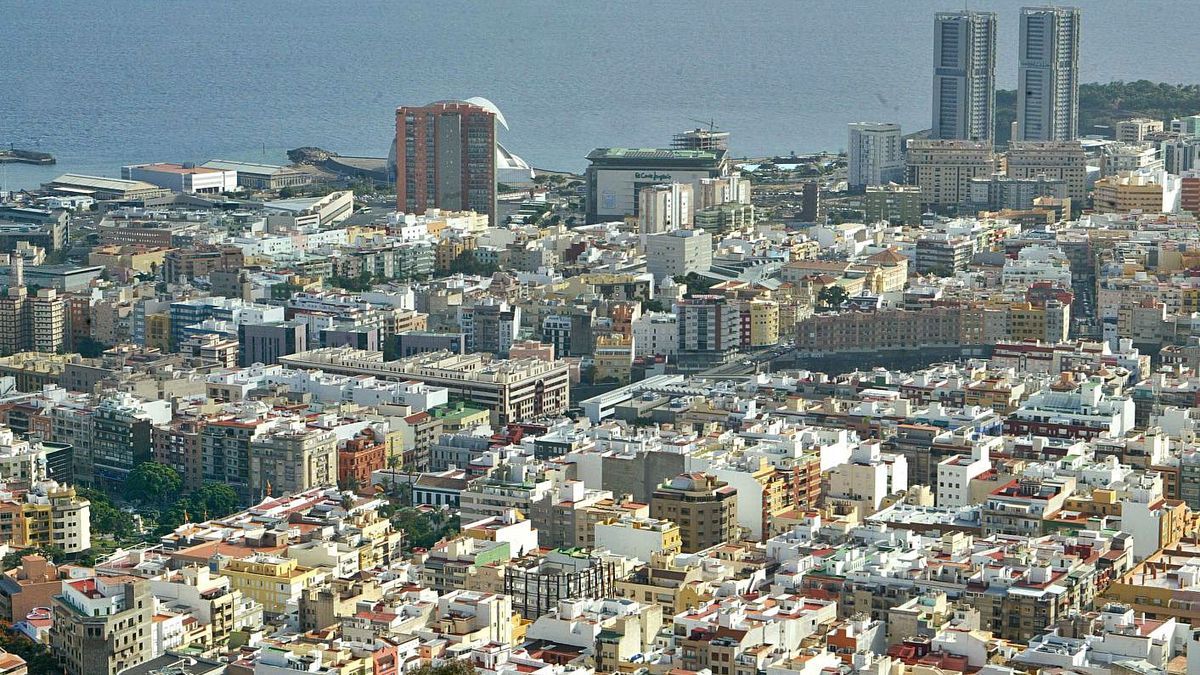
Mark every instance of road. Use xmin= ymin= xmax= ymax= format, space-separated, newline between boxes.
xmin=695 ymin=344 xmax=797 ymax=378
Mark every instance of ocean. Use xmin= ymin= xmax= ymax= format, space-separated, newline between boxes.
xmin=2 ymin=0 xmax=1197 ymax=190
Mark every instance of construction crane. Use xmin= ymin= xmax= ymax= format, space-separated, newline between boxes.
xmin=688 ymin=117 xmax=720 ymax=133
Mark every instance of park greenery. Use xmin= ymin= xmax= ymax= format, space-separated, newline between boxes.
xmin=817 ymin=285 xmax=849 ymax=311
xmin=393 ymin=507 xmax=461 ymax=549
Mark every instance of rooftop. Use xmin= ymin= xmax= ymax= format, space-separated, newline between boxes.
xmin=129 ymin=163 xmax=223 ymax=175
xmin=49 ymin=173 xmax=159 ymax=191
xmin=586 ymin=147 xmax=726 ymax=163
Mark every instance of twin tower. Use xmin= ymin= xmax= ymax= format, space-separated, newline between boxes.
xmin=933 ymin=6 xmax=1081 ymax=143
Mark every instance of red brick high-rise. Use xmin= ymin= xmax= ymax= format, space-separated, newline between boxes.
xmin=395 ymin=100 xmax=497 ymax=225
xmin=1181 ymin=171 xmax=1200 ymax=216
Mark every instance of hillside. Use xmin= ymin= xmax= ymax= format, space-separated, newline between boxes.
xmin=994 ymin=80 xmax=1200 ymax=144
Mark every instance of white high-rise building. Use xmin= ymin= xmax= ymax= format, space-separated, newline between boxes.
xmin=1017 ymin=6 xmax=1081 ymax=141
xmin=932 ymin=11 xmax=996 ymax=142
xmin=848 ymin=122 xmax=904 ymax=190
xmin=638 ymin=183 xmax=693 ymax=234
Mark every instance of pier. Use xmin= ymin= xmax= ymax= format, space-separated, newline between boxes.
xmin=0 ymin=148 xmax=55 ymax=165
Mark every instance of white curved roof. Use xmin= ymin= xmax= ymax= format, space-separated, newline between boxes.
xmin=497 ymin=143 xmax=530 ymax=170
xmin=464 ymin=97 xmax=509 ymax=130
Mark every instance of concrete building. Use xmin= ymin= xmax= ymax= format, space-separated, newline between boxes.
xmin=594 ymin=516 xmax=681 ymax=562
xmin=0 ymin=261 xmax=68 ymax=357
xmin=1005 ymin=375 xmax=1135 ymax=440
xmin=650 ymin=473 xmax=738 ymax=553
xmin=200 ymin=159 xmax=312 ymax=190
xmin=1094 ymin=171 xmax=1180 ymax=213
xmin=91 ymin=393 xmax=172 ymax=488
xmin=0 ymin=555 xmax=69 ymax=625
xmin=645 ymin=228 xmax=712 ymax=281
xmin=44 ymin=174 xmax=171 ymax=201
xmin=676 ymin=295 xmax=739 ymax=369
xmin=0 ymin=482 xmax=91 ymax=555
xmin=672 ymin=128 xmax=730 ymax=151
xmin=864 ymin=184 xmax=924 ymax=225
xmin=1104 ymin=142 xmax=1163 ymax=175
xmin=0 ymin=208 xmax=68 ymax=252
xmin=632 ymin=312 xmax=678 ymax=359
xmin=827 ymin=441 xmax=908 ymax=515
xmin=248 ymin=422 xmax=337 ymax=499
xmin=395 ymin=331 xmax=467 ymax=357
xmin=968 ymin=173 xmax=1067 ymax=211
xmin=697 ymin=174 xmax=751 ymax=209
xmin=461 ymin=299 xmax=520 ymax=356
xmin=220 ymin=554 xmax=321 ymax=617
xmin=1005 ymin=140 xmax=1088 ymax=201
xmin=593 ymin=333 xmax=634 ymax=384
xmin=120 ymin=163 xmax=237 ymax=194
xmin=279 ymin=348 xmax=570 ymax=425
xmin=148 ymin=566 xmax=260 ymax=649
xmin=395 ymin=100 xmax=497 ymax=225
xmin=1017 ymin=6 xmax=1081 ymax=141
xmin=915 ymin=234 xmax=975 ymax=274
xmin=848 ymin=123 xmax=904 ymax=190
xmin=585 ymin=147 xmax=728 ymax=223
xmin=638 ymin=183 xmax=693 ymax=234
xmin=238 ymin=320 xmax=307 ymax=367
xmin=932 ymin=10 xmax=996 ymax=142
xmin=1116 ymin=118 xmax=1164 ymax=143
xmin=1182 ymin=169 xmax=1200 ymax=215
xmin=905 ymin=139 xmax=1000 ymax=207
xmin=936 ymin=443 xmax=991 ymax=508
xmin=263 ymin=190 xmax=354 ymax=227
xmin=50 ymin=576 xmax=153 ymax=675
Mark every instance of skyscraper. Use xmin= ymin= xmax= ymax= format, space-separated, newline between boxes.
xmin=395 ymin=100 xmax=498 ymax=224
xmin=1017 ymin=6 xmax=1081 ymax=142
xmin=847 ymin=122 xmax=904 ymax=190
xmin=932 ymin=11 xmax=996 ymax=142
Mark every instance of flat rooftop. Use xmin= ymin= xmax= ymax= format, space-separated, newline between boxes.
xmin=49 ymin=173 xmax=158 ymax=191
xmin=586 ymin=147 xmax=725 ymax=163
xmin=130 ymin=163 xmax=223 ymax=175
xmin=202 ymin=159 xmax=291 ymax=174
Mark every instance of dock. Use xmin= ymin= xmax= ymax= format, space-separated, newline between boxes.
xmin=0 ymin=148 xmax=55 ymax=165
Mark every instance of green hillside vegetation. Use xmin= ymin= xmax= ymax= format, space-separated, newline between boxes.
xmin=994 ymin=80 xmax=1200 ymax=144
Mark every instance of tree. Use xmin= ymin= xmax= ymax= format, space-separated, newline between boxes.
xmin=817 ymin=285 xmax=849 ymax=310
xmin=123 ymin=462 xmax=182 ymax=507
xmin=77 ymin=488 xmax=134 ymax=539
xmin=410 ymin=662 xmax=477 ymax=675
xmin=447 ymin=251 xmax=499 ymax=277
xmin=393 ymin=507 xmax=460 ymax=550
xmin=191 ymin=483 xmax=239 ymax=519
xmin=0 ymin=628 xmax=58 ymax=674
xmin=153 ymin=483 xmax=241 ymax=536
xmin=2 ymin=545 xmax=64 ymax=569
xmin=328 ymin=272 xmax=374 ymax=292
xmin=75 ymin=336 xmax=110 ymax=358
xmin=642 ymin=299 xmax=666 ymax=313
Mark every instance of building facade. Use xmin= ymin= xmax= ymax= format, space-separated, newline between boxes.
xmin=848 ymin=123 xmax=904 ymax=190
xmin=395 ymin=100 xmax=497 ymax=225
xmin=1017 ymin=6 xmax=1081 ymax=141
xmin=932 ymin=11 xmax=996 ymax=142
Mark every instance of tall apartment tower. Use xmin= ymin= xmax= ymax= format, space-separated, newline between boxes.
xmin=639 ymin=183 xmax=693 ymax=234
xmin=395 ymin=100 xmax=497 ymax=225
xmin=1017 ymin=6 xmax=1081 ymax=142
xmin=847 ymin=122 xmax=905 ymax=190
xmin=932 ymin=11 xmax=996 ymax=142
